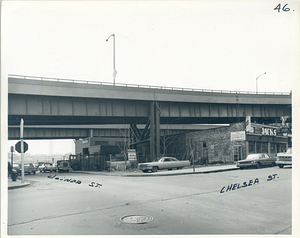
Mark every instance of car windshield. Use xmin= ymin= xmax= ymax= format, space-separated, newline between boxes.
xmin=152 ymin=157 xmax=164 ymax=162
xmin=246 ymin=154 xmax=261 ymax=160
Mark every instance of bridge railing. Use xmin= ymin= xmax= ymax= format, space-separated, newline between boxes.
xmin=8 ymin=74 xmax=291 ymax=95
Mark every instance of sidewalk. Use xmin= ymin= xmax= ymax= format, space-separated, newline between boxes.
xmin=7 ymin=164 xmax=239 ymax=189
xmin=8 ymin=178 xmax=30 ymax=190
xmin=72 ymin=164 xmax=239 ymax=177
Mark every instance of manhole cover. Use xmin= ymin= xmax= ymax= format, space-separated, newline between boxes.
xmin=120 ymin=215 xmax=153 ymax=224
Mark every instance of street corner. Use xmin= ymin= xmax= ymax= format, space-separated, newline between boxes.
xmin=8 ymin=179 xmax=31 ymax=190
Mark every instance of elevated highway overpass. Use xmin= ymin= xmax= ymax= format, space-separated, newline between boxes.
xmin=8 ymin=75 xmax=292 ymax=159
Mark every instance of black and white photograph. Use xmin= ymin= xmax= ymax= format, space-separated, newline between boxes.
xmin=1 ymin=0 xmax=299 ymax=237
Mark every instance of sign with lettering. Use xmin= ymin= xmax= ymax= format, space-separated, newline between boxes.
xmin=261 ymin=127 xmax=277 ymax=136
xmin=245 ymin=115 xmax=253 ymax=132
xmin=127 ymin=149 xmax=137 ymax=161
xmin=246 ymin=123 xmax=279 ymax=137
xmin=231 ymin=131 xmax=246 ymax=141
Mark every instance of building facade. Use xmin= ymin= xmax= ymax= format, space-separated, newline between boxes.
xmin=171 ymin=120 xmax=290 ymax=164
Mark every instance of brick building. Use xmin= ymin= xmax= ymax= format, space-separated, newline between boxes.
xmin=170 ymin=121 xmax=290 ymax=164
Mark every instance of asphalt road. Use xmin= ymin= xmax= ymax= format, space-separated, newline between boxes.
xmin=8 ymin=166 xmax=292 ymax=235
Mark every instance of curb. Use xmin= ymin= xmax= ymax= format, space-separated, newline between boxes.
xmin=121 ymin=167 xmax=239 ymax=177
xmin=8 ymin=181 xmax=31 ymax=190
xmin=71 ymin=166 xmax=239 ymax=177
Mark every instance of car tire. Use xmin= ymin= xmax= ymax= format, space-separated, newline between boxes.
xmin=256 ymin=163 xmax=260 ymax=169
xmin=142 ymin=170 xmax=148 ymax=173
xmin=240 ymin=167 xmax=244 ymax=170
xmin=152 ymin=167 xmax=158 ymax=172
xmin=271 ymin=162 xmax=276 ymax=167
xmin=279 ymin=165 xmax=284 ymax=168
xmin=33 ymin=171 xmax=36 ymax=174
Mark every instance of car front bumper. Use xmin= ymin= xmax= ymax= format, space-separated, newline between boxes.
xmin=276 ymin=161 xmax=292 ymax=166
xmin=236 ymin=163 xmax=257 ymax=168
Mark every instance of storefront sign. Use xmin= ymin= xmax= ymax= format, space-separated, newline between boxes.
xmin=245 ymin=116 xmax=254 ymax=133
xmin=261 ymin=127 xmax=277 ymax=136
xmin=231 ymin=131 xmax=246 ymax=141
xmin=247 ymin=123 xmax=279 ymax=137
xmin=127 ymin=149 xmax=137 ymax=161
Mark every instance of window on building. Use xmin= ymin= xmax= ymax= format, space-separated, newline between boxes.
xmin=256 ymin=142 xmax=261 ymax=153
xmin=249 ymin=141 xmax=255 ymax=154
xmin=270 ymin=143 xmax=276 ymax=153
xmin=261 ymin=142 xmax=268 ymax=153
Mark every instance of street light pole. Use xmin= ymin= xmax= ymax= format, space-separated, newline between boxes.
xmin=256 ymin=72 xmax=266 ymax=93
xmin=106 ymin=34 xmax=117 ymax=85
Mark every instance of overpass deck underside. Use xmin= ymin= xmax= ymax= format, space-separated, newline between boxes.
xmin=8 ymin=94 xmax=290 ymax=126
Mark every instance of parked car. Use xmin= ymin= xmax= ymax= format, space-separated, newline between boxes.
xmin=32 ymin=163 xmax=39 ymax=168
xmin=39 ymin=163 xmax=57 ymax=172
xmin=12 ymin=163 xmax=21 ymax=174
xmin=236 ymin=153 xmax=276 ymax=169
xmin=22 ymin=163 xmax=38 ymax=174
xmin=139 ymin=157 xmax=190 ymax=173
xmin=276 ymin=148 xmax=292 ymax=168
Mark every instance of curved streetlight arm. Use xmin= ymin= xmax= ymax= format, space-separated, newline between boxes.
xmin=106 ymin=34 xmax=114 ymax=42
xmin=256 ymin=72 xmax=266 ymax=93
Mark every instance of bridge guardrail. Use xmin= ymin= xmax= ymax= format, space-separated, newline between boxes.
xmin=8 ymin=74 xmax=291 ymax=95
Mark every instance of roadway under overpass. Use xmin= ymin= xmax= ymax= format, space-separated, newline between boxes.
xmin=8 ymin=75 xmax=292 ymax=160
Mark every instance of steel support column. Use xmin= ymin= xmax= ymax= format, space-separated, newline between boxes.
xmin=155 ymin=102 xmax=160 ymax=159
xmin=150 ymin=102 xmax=155 ymax=161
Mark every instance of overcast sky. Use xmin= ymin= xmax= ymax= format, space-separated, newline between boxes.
xmin=2 ymin=0 xmax=299 ymax=155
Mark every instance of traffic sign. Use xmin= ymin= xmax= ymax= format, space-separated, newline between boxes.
xmin=15 ymin=141 xmax=28 ymax=153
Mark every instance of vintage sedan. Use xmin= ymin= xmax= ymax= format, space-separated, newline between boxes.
xmin=276 ymin=148 xmax=292 ymax=168
xmin=22 ymin=163 xmax=38 ymax=174
xmin=236 ymin=153 xmax=276 ymax=169
xmin=39 ymin=162 xmax=57 ymax=172
xmin=139 ymin=157 xmax=190 ymax=173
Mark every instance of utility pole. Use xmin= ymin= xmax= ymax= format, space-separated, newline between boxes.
xmin=20 ymin=118 xmax=25 ymax=183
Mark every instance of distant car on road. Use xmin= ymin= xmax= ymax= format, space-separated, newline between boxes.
xmin=139 ymin=157 xmax=190 ymax=173
xmin=57 ymin=160 xmax=71 ymax=173
xmin=236 ymin=153 xmax=276 ymax=169
xmin=39 ymin=163 xmax=57 ymax=172
xmin=22 ymin=163 xmax=38 ymax=174
xmin=276 ymin=148 xmax=292 ymax=168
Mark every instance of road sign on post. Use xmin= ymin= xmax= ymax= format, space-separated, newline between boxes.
xmin=15 ymin=141 xmax=28 ymax=153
